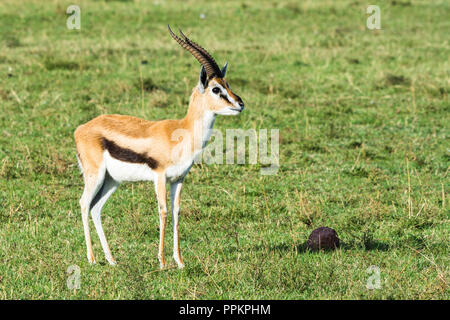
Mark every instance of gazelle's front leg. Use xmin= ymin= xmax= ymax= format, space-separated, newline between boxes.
xmin=155 ymin=173 xmax=168 ymax=269
xmin=170 ymin=180 xmax=184 ymax=268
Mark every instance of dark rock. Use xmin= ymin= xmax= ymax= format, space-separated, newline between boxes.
xmin=307 ymin=227 xmax=340 ymax=251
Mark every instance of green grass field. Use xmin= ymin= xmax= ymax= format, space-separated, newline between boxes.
xmin=0 ymin=0 xmax=448 ymax=299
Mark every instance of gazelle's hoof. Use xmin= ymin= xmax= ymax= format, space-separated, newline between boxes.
xmin=174 ymin=256 xmax=184 ymax=269
xmin=107 ymin=259 xmax=117 ymax=266
xmin=159 ymin=258 xmax=166 ymax=269
xmin=87 ymin=255 xmax=96 ymax=265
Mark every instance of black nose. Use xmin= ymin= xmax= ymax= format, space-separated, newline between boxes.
xmin=238 ymin=100 xmax=244 ymax=108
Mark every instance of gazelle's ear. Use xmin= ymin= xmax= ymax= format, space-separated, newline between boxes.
xmin=221 ymin=62 xmax=228 ymax=77
xmin=198 ymin=65 xmax=207 ymax=93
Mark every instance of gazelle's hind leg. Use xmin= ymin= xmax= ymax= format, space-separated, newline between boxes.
xmin=79 ymin=165 xmax=106 ymax=264
xmin=90 ymin=172 xmax=120 ymax=265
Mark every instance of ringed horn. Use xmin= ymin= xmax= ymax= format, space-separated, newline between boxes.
xmin=168 ymin=25 xmax=223 ymax=79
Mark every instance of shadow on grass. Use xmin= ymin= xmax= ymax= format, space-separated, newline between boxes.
xmin=339 ymin=240 xmax=391 ymax=252
xmin=257 ymin=240 xmax=392 ymax=254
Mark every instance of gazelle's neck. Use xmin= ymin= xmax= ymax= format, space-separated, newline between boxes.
xmin=183 ymin=87 xmax=217 ymax=151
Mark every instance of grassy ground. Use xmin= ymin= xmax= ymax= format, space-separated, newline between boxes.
xmin=0 ymin=0 xmax=448 ymax=299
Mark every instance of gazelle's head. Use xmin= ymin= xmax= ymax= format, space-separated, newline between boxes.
xmin=168 ymin=26 xmax=244 ymax=116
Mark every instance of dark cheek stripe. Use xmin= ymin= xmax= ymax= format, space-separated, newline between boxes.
xmin=220 ymin=93 xmax=231 ymax=104
xmin=101 ymin=137 xmax=158 ymax=169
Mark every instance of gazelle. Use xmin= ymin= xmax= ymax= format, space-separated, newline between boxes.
xmin=74 ymin=26 xmax=244 ymax=269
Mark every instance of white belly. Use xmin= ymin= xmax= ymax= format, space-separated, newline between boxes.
xmin=104 ymin=151 xmax=198 ymax=183
xmin=104 ymin=151 xmax=156 ymax=182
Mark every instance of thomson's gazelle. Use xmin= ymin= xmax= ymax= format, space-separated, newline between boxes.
xmin=74 ymin=26 xmax=244 ymax=269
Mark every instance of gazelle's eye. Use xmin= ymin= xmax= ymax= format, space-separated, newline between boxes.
xmin=212 ymin=87 xmax=220 ymax=94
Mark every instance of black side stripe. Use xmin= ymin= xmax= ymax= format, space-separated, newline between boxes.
xmin=101 ymin=137 xmax=158 ymax=169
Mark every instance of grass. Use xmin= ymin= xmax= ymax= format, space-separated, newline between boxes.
xmin=0 ymin=0 xmax=448 ymax=299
